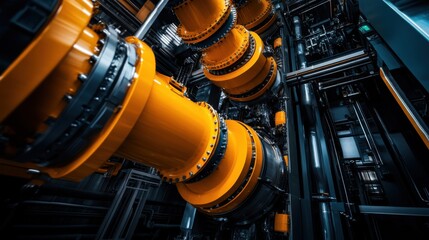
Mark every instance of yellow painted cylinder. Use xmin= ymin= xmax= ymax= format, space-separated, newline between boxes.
xmin=274 ymin=37 xmax=282 ymax=49
xmin=274 ymin=213 xmax=289 ymax=233
xmin=115 ymin=73 xmax=219 ymax=181
xmin=177 ymin=120 xmax=264 ymax=213
xmin=283 ymin=155 xmax=289 ymax=169
xmin=174 ymin=0 xmax=231 ymax=43
xmin=204 ymin=32 xmax=267 ymax=90
xmin=275 ymin=111 xmax=287 ymax=126
xmin=201 ymin=25 xmax=250 ymax=70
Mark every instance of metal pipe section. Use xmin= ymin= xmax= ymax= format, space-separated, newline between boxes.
xmin=180 ymin=203 xmax=197 ymax=239
xmin=293 ymin=15 xmax=335 ymax=240
xmin=134 ymin=0 xmax=169 ymax=40
xmin=286 ymin=50 xmax=370 ymax=82
xmin=293 ymin=16 xmax=307 ymax=70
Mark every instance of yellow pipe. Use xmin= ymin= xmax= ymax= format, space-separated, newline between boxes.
xmin=0 ymin=0 xmax=283 ymax=219
xmin=275 ymin=110 xmax=287 ymax=126
xmin=0 ymin=30 xmax=269 ymax=214
xmin=174 ymin=0 xmax=232 ymax=43
xmin=177 ymin=120 xmax=264 ymax=214
xmin=201 ymin=25 xmax=250 ymax=70
xmin=172 ymin=0 xmax=278 ymax=102
xmin=116 ymin=73 xmax=222 ymax=182
xmin=274 ymin=37 xmax=283 ymax=49
xmin=274 ymin=213 xmax=289 ymax=233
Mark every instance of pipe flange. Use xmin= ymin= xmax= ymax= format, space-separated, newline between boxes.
xmin=201 ymin=25 xmax=250 ymax=70
xmin=185 ymin=117 xmax=228 ymax=183
xmin=228 ymin=57 xmax=277 ymax=102
xmin=176 ymin=0 xmax=232 ymax=44
xmin=203 ymin=126 xmax=257 ymax=211
xmin=159 ymin=102 xmax=222 ymax=183
xmin=187 ymin=7 xmax=237 ymax=51
xmin=208 ymin=32 xmax=256 ymax=76
xmin=18 ymin=27 xmax=135 ymax=165
xmin=198 ymin=122 xmax=264 ymax=214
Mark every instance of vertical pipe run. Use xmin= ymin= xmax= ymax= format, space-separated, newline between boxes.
xmin=293 ymin=15 xmax=335 ymax=240
xmin=180 ymin=203 xmax=197 ymax=239
xmin=293 ymin=16 xmax=307 ymax=70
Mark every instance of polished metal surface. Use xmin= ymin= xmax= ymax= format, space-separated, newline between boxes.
xmin=286 ymin=50 xmax=368 ymax=79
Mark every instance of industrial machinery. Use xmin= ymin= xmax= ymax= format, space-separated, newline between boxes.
xmin=0 ymin=0 xmax=428 ymax=239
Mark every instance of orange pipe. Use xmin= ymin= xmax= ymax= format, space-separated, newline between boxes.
xmin=201 ymin=25 xmax=250 ymax=70
xmin=0 ymin=0 xmax=279 ymax=218
xmin=174 ymin=0 xmax=232 ymax=43
xmin=116 ymin=73 xmax=222 ymax=182
xmin=173 ymin=0 xmax=278 ymax=102
xmin=0 ymin=0 xmax=93 ymax=123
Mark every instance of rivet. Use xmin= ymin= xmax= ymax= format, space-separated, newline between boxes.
xmin=27 ymin=169 xmax=40 ymax=175
xmin=64 ymin=94 xmax=73 ymax=102
xmin=206 ymin=151 xmax=211 ymax=155
xmin=78 ymin=74 xmax=87 ymax=82
xmin=197 ymin=164 xmax=201 ymax=169
xmin=210 ymin=144 xmax=214 ymax=147
xmin=189 ymin=171 xmax=194 ymax=176
xmin=89 ymin=55 xmax=99 ymax=63
xmin=202 ymin=157 xmax=207 ymax=161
